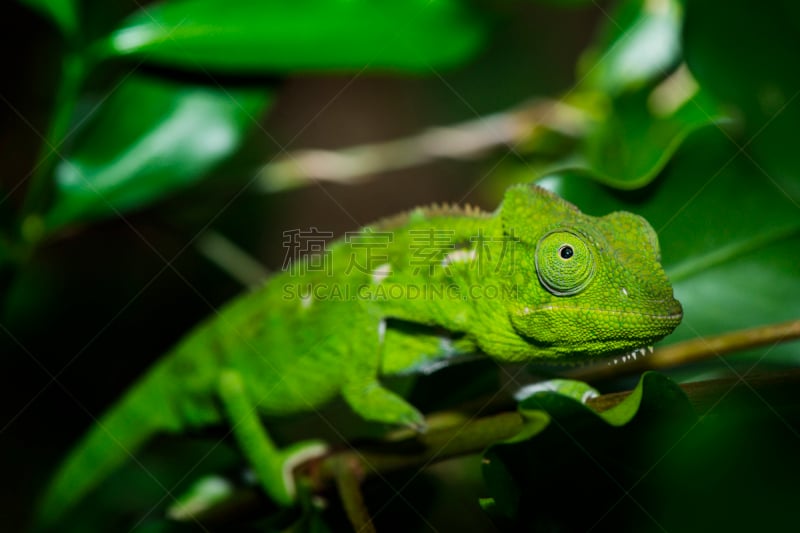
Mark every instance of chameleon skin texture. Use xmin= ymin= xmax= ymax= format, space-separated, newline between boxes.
xmin=38 ymin=184 xmax=681 ymax=526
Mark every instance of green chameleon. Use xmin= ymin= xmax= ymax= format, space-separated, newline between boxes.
xmin=39 ymin=184 xmax=682 ymax=525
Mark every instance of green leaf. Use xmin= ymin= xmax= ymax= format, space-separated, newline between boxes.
xmin=644 ymin=381 xmax=800 ymax=531
xmin=578 ymin=0 xmax=683 ymax=95
xmin=482 ymin=372 xmax=696 ymax=529
xmin=538 ymin=0 xmax=728 ymax=189
xmin=683 ymin=0 xmax=800 ymax=202
xmin=513 ymin=378 xmax=600 ymax=405
xmin=529 ymin=0 xmax=596 ymax=7
xmin=683 ymin=0 xmax=798 ymax=127
xmin=538 ymin=125 xmax=800 ymax=365
xmin=18 ymin=0 xmax=77 ymax=37
xmin=167 ymin=475 xmax=235 ymax=521
xmin=43 ymin=75 xmax=270 ymax=232
xmin=507 ymin=0 xmax=724 ymax=189
xmin=98 ymin=0 xmax=486 ymax=74
xmin=483 ymin=371 xmax=800 ymax=530
xmin=555 ymin=83 xmax=724 ymax=188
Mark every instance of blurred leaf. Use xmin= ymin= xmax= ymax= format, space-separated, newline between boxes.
xmin=98 ymin=0 xmax=486 ymax=74
xmin=683 ymin=0 xmax=800 ymax=201
xmin=482 ymin=372 xmax=696 ymax=530
xmin=1 ymin=260 xmax=57 ymax=327
xmin=43 ymin=75 xmax=270 ymax=232
xmin=645 ymin=384 xmax=800 ymax=531
xmin=536 ymin=0 xmax=726 ymax=189
xmin=556 ymin=82 xmax=723 ymax=188
xmin=539 ymin=126 xmax=800 ymax=365
xmin=167 ymin=475 xmax=235 ymax=522
xmin=530 ymin=0 xmax=596 ymax=6
xmin=493 ymin=0 xmax=723 ymax=190
xmin=683 ymin=0 xmax=798 ymax=126
xmin=17 ymin=0 xmax=77 ymax=36
xmin=578 ymin=0 xmax=683 ymax=95
xmin=55 ymin=436 xmax=245 ymax=532
xmin=483 ymin=371 xmax=800 ymax=530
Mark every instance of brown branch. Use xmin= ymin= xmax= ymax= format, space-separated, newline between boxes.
xmin=330 ymin=455 xmax=375 ymax=533
xmin=567 ymin=318 xmax=800 ymax=382
xmin=300 ymin=321 xmax=800 ymax=494
xmin=302 ymin=369 xmax=800 ymax=494
xmin=179 ymin=321 xmax=800 ymax=525
xmin=195 ymin=230 xmax=270 ymax=287
xmin=305 ymin=411 xmax=526 ymax=494
xmin=585 ymin=368 xmax=800 ymax=415
xmin=187 ymin=370 xmax=800 ymax=526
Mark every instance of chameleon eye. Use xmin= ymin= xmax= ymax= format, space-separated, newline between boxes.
xmin=535 ymin=230 xmax=595 ymax=296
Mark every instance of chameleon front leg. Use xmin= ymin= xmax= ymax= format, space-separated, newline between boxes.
xmin=341 ymin=317 xmax=428 ymax=431
xmin=341 ymin=378 xmax=427 ymax=431
xmin=218 ymin=369 xmax=327 ymax=506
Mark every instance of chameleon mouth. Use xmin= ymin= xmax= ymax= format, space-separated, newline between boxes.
xmin=606 ymin=345 xmax=654 ymax=366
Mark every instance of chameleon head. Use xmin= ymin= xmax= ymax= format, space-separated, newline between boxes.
xmin=499 ymin=184 xmax=683 ymax=362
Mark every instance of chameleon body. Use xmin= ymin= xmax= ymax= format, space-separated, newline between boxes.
xmin=39 ymin=184 xmax=682 ymax=525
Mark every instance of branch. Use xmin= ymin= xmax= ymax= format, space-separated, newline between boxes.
xmin=585 ymin=369 xmax=800 ymax=415
xmin=195 ymin=230 xmax=270 ymax=287
xmin=256 ymin=98 xmax=589 ymax=191
xmin=567 ymin=318 xmax=800 ymax=382
xmin=176 ymin=321 xmax=800 ymax=526
xmin=307 ymin=411 xmax=526 ymax=491
xmin=303 ymin=369 xmax=800 ymax=493
xmin=302 ymin=320 xmax=800 ymax=495
xmin=183 ymin=366 xmax=800 ymax=526
xmin=330 ymin=455 xmax=375 ymax=533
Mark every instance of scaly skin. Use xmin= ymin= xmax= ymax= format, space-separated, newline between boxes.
xmin=38 ymin=184 xmax=682 ymax=527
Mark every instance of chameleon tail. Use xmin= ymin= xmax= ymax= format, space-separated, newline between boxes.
xmin=37 ymin=369 xmax=183 ymax=528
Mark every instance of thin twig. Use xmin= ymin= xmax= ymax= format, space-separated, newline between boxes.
xmin=195 ymin=230 xmax=270 ymax=287
xmin=330 ymin=456 xmax=375 ymax=533
xmin=567 ymin=318 xmax=800 ymax=382
xmin=302 ymin=369 xmax=800 ymax=492
xmin=184 ymin=334 xmax=800 ymax=520
xmin=585 ymin=369 xmax=800 ymax=414
xmin=257 ymin=98 xmax=590 ymax=191
xmin=305 ymin=412 xmax=526 ymax=492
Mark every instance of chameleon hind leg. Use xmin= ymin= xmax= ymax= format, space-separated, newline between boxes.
xmin=218 ymin=369 xmax=327 ymax=506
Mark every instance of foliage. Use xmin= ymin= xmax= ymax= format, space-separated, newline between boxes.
xmin=482 ymin=372 xmax=800 ymax=531
xmin=1 ymin=0 xmax=798 ymax=531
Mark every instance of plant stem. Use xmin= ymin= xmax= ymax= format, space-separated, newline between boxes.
xmin=20 ymin=53 xmax=85 ymax=239
xmin=304 ymin=412 xmax=525 ymax=493
xmin=301 ymin=322 xmax=800 ymax=491
xmin=303 ymin=369 xmax=800 ymax=491
xmin=330 ymin=456 xmax=375 ymax=533
xmin=585 ymin=368 xmax=800 ymax=414
xmin=195 ymin=231 xmax=270 ymax=287
xmin=170 ymin=321 xmax=800 ymax=524
xmin=567 ymin=318 xmax=800 ymax=382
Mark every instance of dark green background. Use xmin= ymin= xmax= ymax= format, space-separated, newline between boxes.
xmin=1 ymin=0 xmax=798 ymax=530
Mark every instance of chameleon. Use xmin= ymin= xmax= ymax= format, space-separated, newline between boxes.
xmin=38 ymin=183 xmax=682 ymax=526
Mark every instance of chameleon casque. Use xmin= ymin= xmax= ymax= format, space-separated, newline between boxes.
xmin=39 ymin=184 xmax=682 ymax=525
